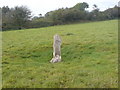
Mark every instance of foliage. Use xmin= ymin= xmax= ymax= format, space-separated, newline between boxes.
xmin=1 ymin=2 xmax=120 ymax=30
xmin=29 ymin=17 xmax=54 ymax=28
xmin=12 ymin=6 xmax=31 ymax=29
xmin=2 ymin=6 xmax=31 ymax=30
xmin=2 ymin=20 xmax=118 ymax=88
xmin=2 ymin=6 xmax=14 ymax=30
xmin=103 ymin=6 xmax=119 ymax=19
xmin=72 ymin=2 xmax=89 ymax=11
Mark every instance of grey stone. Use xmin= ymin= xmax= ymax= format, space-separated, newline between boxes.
xmin=50 ymin=34 xmax=62 ymax=63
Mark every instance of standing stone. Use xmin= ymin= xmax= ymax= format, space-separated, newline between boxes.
xmin=50 ymin=34 xmax=62 ymax=63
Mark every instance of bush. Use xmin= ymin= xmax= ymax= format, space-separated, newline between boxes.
xmin=29 ymin=18 xmax=54 ymax=28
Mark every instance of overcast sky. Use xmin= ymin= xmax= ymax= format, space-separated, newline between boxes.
xmin=0 ymin=0 xmax=119 ymax=16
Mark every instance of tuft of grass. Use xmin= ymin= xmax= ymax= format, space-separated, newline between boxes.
xmin=2 ymin=20 xmax=118 ymax=88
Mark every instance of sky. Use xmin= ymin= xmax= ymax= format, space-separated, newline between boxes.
xmin=0 ymin=0 xmax=119 ymax=16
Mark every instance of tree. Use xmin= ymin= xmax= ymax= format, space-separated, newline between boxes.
xmin=90 ymin=4 xmax=100 ymax=20
xmin=12 ymin=6 xmax=32 ymax=29
xmin=39 ymin=14 xmax=42 ymax=17
xmin=72 ymin=2 xmax=89 ymax=11
xmin=103 ymin=5 xmax=119 ymax=19
xmin=2 ymin=6 xmax=14 ymax=30
xmin=2 ymin=2 xmax=119 ymax=30
xmin=2 ymin=6 xmax=32 ymax=30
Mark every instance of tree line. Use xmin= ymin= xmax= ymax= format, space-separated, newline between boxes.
xmin=1 ymin=2 xmax=120 ymax=31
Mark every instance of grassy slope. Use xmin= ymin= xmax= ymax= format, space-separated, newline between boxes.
xmin=2 ymin=20 xmax=118 ymax=88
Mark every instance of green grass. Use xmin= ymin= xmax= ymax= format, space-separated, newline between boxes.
xmin=2 ymin=20 xmax=118 ymax=88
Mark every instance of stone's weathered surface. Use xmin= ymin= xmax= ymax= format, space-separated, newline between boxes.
xmin=50 ymin=34 xmax=62 ymax=63
xmin=50 ymin=55 xmax=61 ymax=63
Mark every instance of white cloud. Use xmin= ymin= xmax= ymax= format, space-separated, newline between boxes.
xmin=0 ymin=0 xmax=119 ymax=16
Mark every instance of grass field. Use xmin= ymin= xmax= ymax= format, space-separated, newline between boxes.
xmin=2 ymin=20 xmax=118 ymax=88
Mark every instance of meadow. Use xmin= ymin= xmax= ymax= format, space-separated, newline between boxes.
xmin=2 ymin=20 xmax=118 ymax=88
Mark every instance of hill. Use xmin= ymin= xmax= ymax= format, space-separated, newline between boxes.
xmin=2 ymin=20 xmax=118 ymax=88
